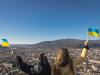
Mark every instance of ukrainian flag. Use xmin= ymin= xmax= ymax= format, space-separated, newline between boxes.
xmin=2 ymin=39 xmax=10 ymax=47
xmin=88 ymin=28 xmax=100 ymax=38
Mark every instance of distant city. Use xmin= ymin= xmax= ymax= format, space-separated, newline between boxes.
xmin=0 ymin=39 xmax=100 ymax=75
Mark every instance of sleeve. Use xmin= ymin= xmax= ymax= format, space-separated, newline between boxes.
xmin=15 ymin=56 xmax=34 ymax=75
xmin=74 ymin=47 xmax=88 ymax=65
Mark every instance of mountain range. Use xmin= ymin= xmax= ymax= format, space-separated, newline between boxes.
xmin=29 ymin=39 xmax=100 ymax=48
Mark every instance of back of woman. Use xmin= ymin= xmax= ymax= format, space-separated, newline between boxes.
xmin=52 ymin=40 xmax=89 ymax=75
xmin=52 ymin=63 xmax=74 ymax=75
xmin=52 ymin=48 xmax=74 ymax=75
xmin=34 ymin=53 xmax=51 ymax=75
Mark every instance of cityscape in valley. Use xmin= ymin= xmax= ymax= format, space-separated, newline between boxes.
xmin=0 ymin=39 xmax=100 ymax=75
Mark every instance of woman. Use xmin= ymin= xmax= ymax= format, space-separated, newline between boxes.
xmin=35 ymin=53 xmax=51 ymax=75
xmin=52 ymin=40 xmax=89 ymax=75
xmin=15 ymin=53 xmax=51 ymax=75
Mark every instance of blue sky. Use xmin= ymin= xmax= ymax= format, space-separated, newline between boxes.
xmin=0 ymin=0 xmax=100 ymax=44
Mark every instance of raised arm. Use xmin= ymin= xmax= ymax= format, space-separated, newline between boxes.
xmin=15 ymin=56 xmax=34 ymax=75
xmin=74 ymin=40 xmax=89 ymax=65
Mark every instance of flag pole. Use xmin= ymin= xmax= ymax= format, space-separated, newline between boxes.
xmin=9 ymin=46 xmax=14 ymax=55
xmin=87 ymin=28 xmax=89 ymax=41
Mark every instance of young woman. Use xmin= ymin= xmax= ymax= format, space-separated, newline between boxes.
xmin=52 ymin=40 xmax=89 ymax=75
xmin=15 ymin=53 xmax=51 ymax=75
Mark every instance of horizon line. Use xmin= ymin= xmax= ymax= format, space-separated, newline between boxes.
xmin=7 ymin=38 xmax=100 ymax=45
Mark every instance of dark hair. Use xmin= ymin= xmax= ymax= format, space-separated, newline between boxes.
xmin=15 ymin=56 xmax=23 ymax=66
xmin=37 ymin=53 xmax=51 ymax=75
xmin=38 ymin=53 xmax=45 ymax=64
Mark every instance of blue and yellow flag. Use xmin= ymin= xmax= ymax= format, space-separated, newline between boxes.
xmin=88 ymin=28 xmax=100 ymax=38
xmin=2 ymin=39 xmax=10 ymax=47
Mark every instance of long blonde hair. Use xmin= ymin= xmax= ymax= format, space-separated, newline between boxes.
xmin=54 ymin=48 xmax=74 ymax=75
